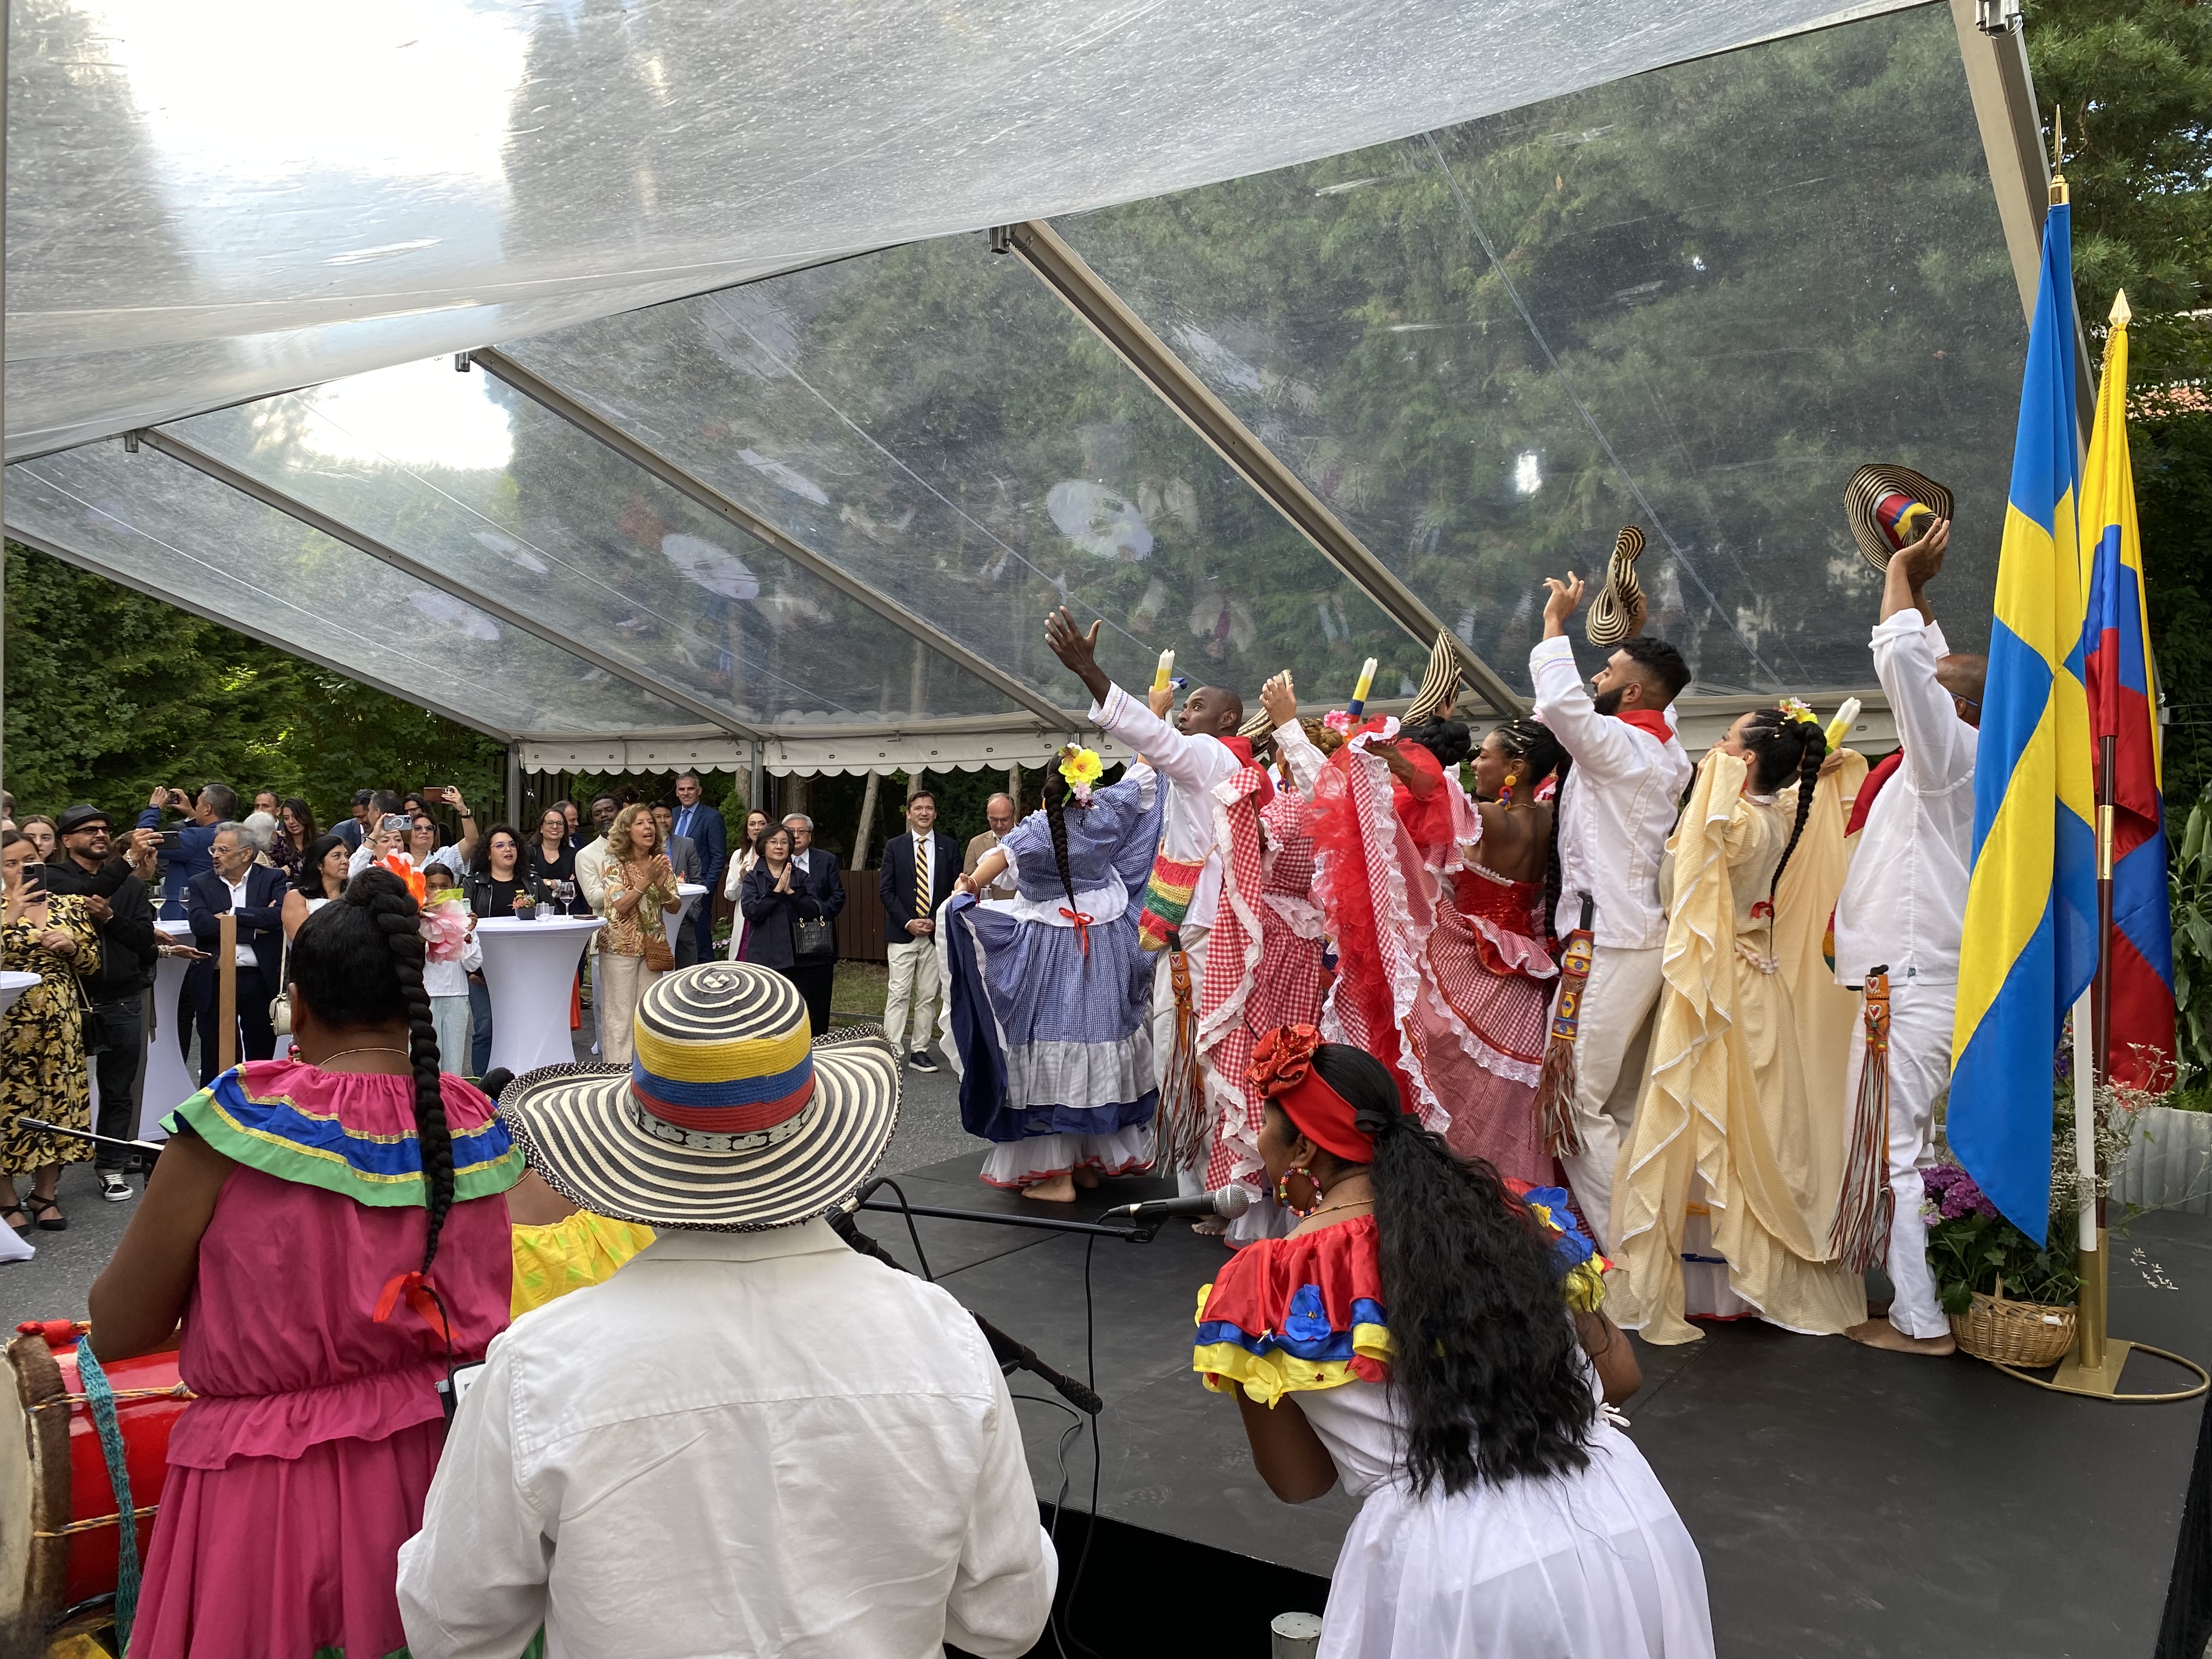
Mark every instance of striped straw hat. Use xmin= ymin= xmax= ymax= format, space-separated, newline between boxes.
xmin=1844 ymin=464 xmax=1952 ymax=573
xmin=1403 ymin=631 xmax=1465 ymax=726
xmin=1585 ymin=527 xmax=1646 ymax=647
xmin=499 ymin=963 xmax=900 ymax=1232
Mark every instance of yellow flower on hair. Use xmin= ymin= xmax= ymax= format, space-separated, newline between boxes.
xmin=1058 ymin=746 xmax=1104 ymax=790
xmin=1779 ymin=696 xmax=1819 ymax=728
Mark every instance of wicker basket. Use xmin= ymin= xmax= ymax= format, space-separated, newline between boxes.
xmin=1949 ymin=1286 xmax=2077 ymax=1367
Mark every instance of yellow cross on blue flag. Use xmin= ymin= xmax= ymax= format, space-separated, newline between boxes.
xmin=1948 ymin=196 xmax=2100 ymax=1239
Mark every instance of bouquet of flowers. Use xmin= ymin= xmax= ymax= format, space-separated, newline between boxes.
xmin=1920 ymin=1163 xmax=2078 ymax=1314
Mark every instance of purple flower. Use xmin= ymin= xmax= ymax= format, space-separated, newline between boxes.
xmin=1925 ymin=1162 xmax=2000 ymax=1222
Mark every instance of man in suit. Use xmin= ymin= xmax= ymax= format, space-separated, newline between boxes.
xmin=652 ymin=804 xmax=704 ymax=968
xmin=879 ymin=791 xmax=961 ymax=1072
xmin=137 ymin=780 xmax=238 ymax=919
xmin=781 ymin=813 xmax=846 ymax=1035
xmin=185 ymin=822 xmax=288 ymax=1084
xmin=670 ymin=771 xmax=727 ymax=965
xmin=335 ymin=788 xmax=374 ymax=851
xmin=961 ymin=793 xmax=1021 ymax=902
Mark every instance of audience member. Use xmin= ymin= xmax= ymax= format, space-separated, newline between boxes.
xmin=651 ymin=805 xmax=703 ymax=967
xmin=781 ymin=814 xmax=845 ymax=1035
xmin=336 ymin=789 xmax=374 ymax=851
xmin=963 ymin=792 xmax=1021 ymax=901
xmin=597 ymin=804 xmax=680 ymax=1066
xmin=561 ymin=800 xmax=583 ymax=850
xmin=0 ymin=828 xmax=100 ymax=1232
xmin=18 ymin=814 xmax=59 ymax=862
xmin=283 ymin=834 xmax=351 ymax=941
xmin=879 ymin=789 xmax=957 ymax=1072
xmin=351 ymin=800 xmax=474 ymax=882
xmin=527 ymin=808 xmax=584 ymax=913
xmin=240 ymin=810 xmax=281 ymax=865
xmin=277 ymin=797 xmax=319 ymax=877
xmin=574 ymin=794 xmax=620 ymax=915
xmin=139 ymin=782 xmax=239 ymax=918
xmin=185 ymin=822 xmax=287 ymax=1084
xmin=45 ymin=805 xmax=159 ymax=1202
xmin=669 ymin=770 xmax=727 ymax=963
xmin=464 ymin=823 xmax=537 ymax=1075
xmin=721 ymin=809 xmax=770 ymax=961
xmin=398 ymin=968 xmax=1052 ymax=1659
xmin=253 ymin=789 xmax=280 ymax=821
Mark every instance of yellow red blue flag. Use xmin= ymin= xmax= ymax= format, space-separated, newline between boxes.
xmin=2080 ymin=294 xmax=2174 ymax=1087
xmin=1949 ymin=198 xmax=2099 ymax=1239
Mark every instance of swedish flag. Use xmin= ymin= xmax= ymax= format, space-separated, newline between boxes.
xmin=1948 ymin=196 xmax=2099 ymax=1239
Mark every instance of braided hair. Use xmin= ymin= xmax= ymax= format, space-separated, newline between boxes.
xmin=1042 ymin=760 xmax=1082 ymax=906
xmin=1736 ymin=708 xmax=1826 ymax=895
xmin=1307 ymin=1043 xmax=1595 ymax=1493
xmin=1398 ymin=716 xmax=1471 ymax=768
xmin=290 ymin=866 xmax=456 ymax=1274
xmin=1489 ymin=717 xmax=1571 ymax=935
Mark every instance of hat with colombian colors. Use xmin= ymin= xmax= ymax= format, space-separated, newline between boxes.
xmin=498 ymin=963 xmax=899 ymax=1232
xmin=1845 ymin=464 xmax=1953 ymax=572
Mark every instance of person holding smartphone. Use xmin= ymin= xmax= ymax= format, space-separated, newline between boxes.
xmin=0 ymin=830 xmax=101 ymax=1233
xmin=137 ymin=782 xmax=240 ymax=919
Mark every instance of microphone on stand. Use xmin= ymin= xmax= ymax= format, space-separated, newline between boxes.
xmin=1101 ymin=1186 xmax=1252 ymax=1222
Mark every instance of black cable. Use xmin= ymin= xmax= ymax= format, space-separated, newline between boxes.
xmin=856 ymin=1175 xmax=934 ymax=1280
xmin=1059 ymin=1233 xmax=1104 ymax=1659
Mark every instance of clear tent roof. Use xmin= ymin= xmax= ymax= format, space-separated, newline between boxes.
xmin=4 ymin=2 xmax=2030 ymax=758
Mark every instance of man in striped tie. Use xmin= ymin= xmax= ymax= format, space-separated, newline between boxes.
xmin=881 ymin=790 xmax=961 ymax=1071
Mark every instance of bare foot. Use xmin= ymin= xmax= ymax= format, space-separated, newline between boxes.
xmin=1190 ymin=1216 xmax=1228 ymax=1236
xmin=1071 ymin=1168 xmax=1100 ymax=1190
xmin=1023 ymin=1173 xmax=1077 ymax=1203
xmin=1846 ymin=1318 xmax=1956 ymax=1357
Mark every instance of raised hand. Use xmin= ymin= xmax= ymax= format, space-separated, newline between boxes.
xmin=1541 ymin=574 xmax=1585 ymax=637
xmin=1260 ymin=672 xmax=1299 ymax=732
xmin=1044 ymin=607 xmax=1112 ymax=704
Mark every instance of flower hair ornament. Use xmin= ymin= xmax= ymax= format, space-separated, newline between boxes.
xmin=1248 ymin=1025 xmax=1380 ymax=1166
xmin=375 ymin=853 xmax=427 ymax=906
xmin=1057 ymin=744 xmax=1103 ymax=805
xmin=1779 ymin=696 xmax=1821 ymax=732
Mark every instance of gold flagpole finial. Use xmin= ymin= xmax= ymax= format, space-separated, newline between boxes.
xmin=2049 ymin=105 xmax=2068 ymax=206
xmin=2109 ymin=289 xmax=2131 ymax=329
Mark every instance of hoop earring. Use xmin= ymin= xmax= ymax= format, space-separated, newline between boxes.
xmin=1274 ymin=1165 xmax=1321 ymax=1220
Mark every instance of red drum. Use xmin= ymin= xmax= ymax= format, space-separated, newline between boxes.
xmin=2 ymin=1322 xmax=191 ymax=1641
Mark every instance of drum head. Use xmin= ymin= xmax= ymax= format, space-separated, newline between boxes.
xmin=1 ymin=1331 xmax=71 ymax=1644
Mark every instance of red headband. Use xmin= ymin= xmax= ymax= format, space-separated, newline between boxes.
xmin=1248 ymin=1026 xmax=1375 ymax=1164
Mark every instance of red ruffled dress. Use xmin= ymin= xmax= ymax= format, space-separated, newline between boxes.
xmin=1196 ymin=1214 xmax=1712 ymax=1658
xmin=129 ymin=1061 xmax=522 ymax=1659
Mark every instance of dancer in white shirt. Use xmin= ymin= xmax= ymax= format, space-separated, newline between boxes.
xmin=398 ymin=964 xmax=1055 ymax=1659
xmin=1528 ymin=574 xmax=1694 ymax=1251
xmin=1833 ymin=516 xmax=1981 ymax=1356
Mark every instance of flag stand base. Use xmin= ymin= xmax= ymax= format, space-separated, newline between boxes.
xmin=1991 ymin=1234 xmax=2209 ymax=1403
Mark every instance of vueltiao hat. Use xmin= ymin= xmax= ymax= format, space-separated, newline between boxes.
xmin=1584 ymin=527 xmax=1646 ymax=648
xmin=1402 ymin=631 xmax=1465 ymax=726
xmin=1845 ymin=464 xmax=1952 ymax=572
xmin=499 ymin=962 xmax=900 ymax=1232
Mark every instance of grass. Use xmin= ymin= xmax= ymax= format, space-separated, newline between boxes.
xmin=833 ymin=961 xmax=889 ymax=1019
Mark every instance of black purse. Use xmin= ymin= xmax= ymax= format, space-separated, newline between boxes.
xmin=792 ymin=913 xmax=834 ymax=961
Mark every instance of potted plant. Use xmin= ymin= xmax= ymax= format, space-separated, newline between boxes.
xmin=1926 ymin=1054 xmax=2147 ymax=1367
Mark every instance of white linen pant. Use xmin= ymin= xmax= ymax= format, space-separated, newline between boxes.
xmin=1842 ymin=977 xmax=1954 ymax=1340
xmin=1148 ymin=928 xmax=1211 ymax=1192
xmin=430 ymin=995 xmax=472 ymax=1081
xmin=883 ymin=936 xmax=942 ymax=1054
xmin=1554 ymin=943 xmax=1664 ymax=1254
xmin=595 ymin=952 xmax=659 ymax=1068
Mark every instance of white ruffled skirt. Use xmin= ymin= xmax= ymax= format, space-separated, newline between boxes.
xmin=1319 ymin=1426 xmax=1714 ymax=1659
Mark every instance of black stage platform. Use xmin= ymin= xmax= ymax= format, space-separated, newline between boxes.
xmin=863 ymin=1153 xmax=2212 ymax=1659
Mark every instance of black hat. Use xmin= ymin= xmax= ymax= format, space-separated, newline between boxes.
xmin=55 ymin=804 xmax=112 ymax=836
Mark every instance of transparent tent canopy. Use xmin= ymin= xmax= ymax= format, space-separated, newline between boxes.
xmin=4 ymin=3 xmax=2030 ymax=759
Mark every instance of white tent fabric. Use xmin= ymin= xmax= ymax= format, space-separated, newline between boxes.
xmin=7 ymin=0 xmax=1909 ymax=459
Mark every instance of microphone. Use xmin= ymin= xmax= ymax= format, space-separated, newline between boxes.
xmin=1102 ymin=1186 xmax=1252 ymax=1222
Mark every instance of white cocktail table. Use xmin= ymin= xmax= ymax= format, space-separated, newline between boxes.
xmin=140 ymin=919 xmax=200 ymax=1140
xmin=0 ymin=969 xmax=40 ymax=1015
xmin=476 ymin=915 xmax=603 ymax=1075
xmin=673 ymin=883 xmax=708 ymax=948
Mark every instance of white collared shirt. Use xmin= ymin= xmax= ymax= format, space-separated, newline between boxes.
xmin=1090 ymin=684 xmax=1239 ymax=932
xmin=396 ymin=1218 xmax=1055 ymax=1659
xmin=1528 ymin=635 xmax=1694 ymax=950
xmin=1832 ymin=615 xmax=1976 ymax=988
xmin=223 ymin=872 xmax=258 ymax=967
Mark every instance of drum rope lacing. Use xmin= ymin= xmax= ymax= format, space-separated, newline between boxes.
xmin=71 ymin=1343 xmax=144 ymax=1648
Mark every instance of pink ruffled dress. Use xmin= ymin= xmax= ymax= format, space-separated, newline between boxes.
xmin=129 ymin=1060 xmax=522 ymax=1659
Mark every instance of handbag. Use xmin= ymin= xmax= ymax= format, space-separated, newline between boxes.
xmin=270 ymin=933 xmax=293 ymax=1035
xmin=643 ymin=921 xmax=676 ymax=974
xmin=792 ymin=914 xmax=834 ymax=961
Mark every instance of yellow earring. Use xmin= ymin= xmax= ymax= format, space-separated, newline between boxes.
xmin=1500 ymin=770 xmax=1520 ymax=804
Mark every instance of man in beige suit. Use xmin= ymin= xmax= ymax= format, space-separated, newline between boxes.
xmin=961 ymin=793 xmax=1020 ymax=901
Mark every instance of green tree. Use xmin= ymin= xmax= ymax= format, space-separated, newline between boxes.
xmin=2026 ymin=0 xmax=2212 ymax=804
xmin=3 ymin=540 xmax=505 ymax=827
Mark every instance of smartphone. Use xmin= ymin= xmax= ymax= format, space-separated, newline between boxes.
xmin=381 ymin=814 xmax=411 ymax=835
xmin=19 ymin=862 xmax=43 ymax=895
xmin=159 ymin=831 xmax=183 ymax=852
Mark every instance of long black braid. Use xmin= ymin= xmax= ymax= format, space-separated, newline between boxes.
xmin=1490 ymin=716 xmax=1571 ymax=937
xmin=290 ymin=866 xmax=457 ymax=1273
xmin=1042 ymin=754 xmax=1086 ymax=905
xmin=1737 ymin=709 xmax=1826 ymax=896
xmin=1307 ymin=1044 xmax=1594 ymax=1494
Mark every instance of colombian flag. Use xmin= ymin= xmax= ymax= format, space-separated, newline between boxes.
xmin=1949 ymin=198 xmax=2100 ymax=1240
xmin=2080 ymin=293 xmax=2175 ymax=1088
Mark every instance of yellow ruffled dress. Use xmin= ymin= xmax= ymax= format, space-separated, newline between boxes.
xmin=510 ymin=1210 xmax=658 ymax=1318
xmin=1609 ymin=751 xmax=1867 ymax=1343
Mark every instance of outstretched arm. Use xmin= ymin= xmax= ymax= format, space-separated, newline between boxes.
xmin=1045 ymin=607 xmax=1113 ymax=707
